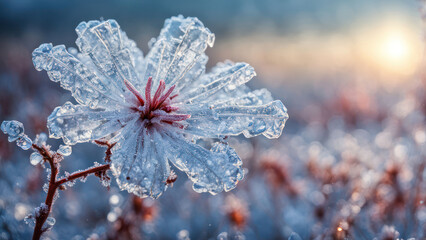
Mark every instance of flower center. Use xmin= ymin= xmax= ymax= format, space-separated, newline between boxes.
xmin=124 ymin=77 xmax=190 ymax=127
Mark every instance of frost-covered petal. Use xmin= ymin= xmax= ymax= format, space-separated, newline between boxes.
xmin=176 ymin=62 xmax=256 ymax=104
xmin=32 ymin=44 xmax=126 ymax=109
xmin=47 ymin=101 xmax=138 ymax=145
xmin=143 ymin=15 xmax=214 ymax=88
xmin=111 ymin=125 xmax=170 ymax=198
xmin=75 ymin=19 xmax=142 ymax=91
xmin=181 ymin=99 xmax=288 ymax=139
xmin=161 ymin=131 xmax=243 ymax=194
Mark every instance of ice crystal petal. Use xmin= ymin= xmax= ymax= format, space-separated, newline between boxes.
xmin=32 ymin=44 xmax=126 ymax=109
xmin=47 ymin=101 xmax=138 ymax=145
xmin=111 ymin=123 xmax=170 ymax=198
xmin=161 ymin=131 xmax=244 ymax=194
xmin=177 ymin=62 xmax=256 ymax=104
xmin=75 ymin=20 xmax=143 ymax=90
xmin=182 ymin=99 xmax=288 ymax=139
xmin=143 ymin=15 xmax=214 ymax=88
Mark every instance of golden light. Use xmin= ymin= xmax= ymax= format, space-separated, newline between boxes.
xmin=383 ymin=34 xmax=408 ymax=60
xmin=337 ymin=227 xmax=343 ymax=232
xmin=358 ymin=17 xmax=423 ymax=77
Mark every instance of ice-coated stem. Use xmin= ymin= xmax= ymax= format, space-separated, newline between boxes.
xmin=31 ymin=143 xmax=112 ymax=240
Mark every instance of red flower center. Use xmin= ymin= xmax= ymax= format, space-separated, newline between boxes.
xmin=124 ymin=77 xmax=190 ymax=127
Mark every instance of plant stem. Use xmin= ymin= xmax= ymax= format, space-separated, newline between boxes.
xmin=31 ymin=144 xmax=111 ymax=240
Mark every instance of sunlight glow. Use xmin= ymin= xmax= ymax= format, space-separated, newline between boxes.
xmin=383 ymin=35 xmax=408 ymax=60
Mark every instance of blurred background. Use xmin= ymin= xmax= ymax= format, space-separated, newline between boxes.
xmin=0 ymin=0 xmax=425 ymax=239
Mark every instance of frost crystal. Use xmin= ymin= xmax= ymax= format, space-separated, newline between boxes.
xmin=57 ymin=144 xmax=72 ymax=156
xmin=1 ymin=120 xmax=33 ymax=150
xmin=34 ymin=133 xmax=48 ymax=146
xmin=32 ymin=16 xmax=288 ymax=198
xmin=30 ymin=152 xmax=43 ymax=165
xmin=1 ymin=120 xmax=24 ymax=142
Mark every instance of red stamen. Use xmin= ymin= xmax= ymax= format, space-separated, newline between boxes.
xmin=145 ymin=77 xmax=153 ymax=115
xmin=124 ymin=79 xmax=144 ymax=105
xmin=152 ymin=80 xmax=166 ymax=108
xmin=125 ymin=77 xmax=188 ymax=126
xmin=158 ymin=114 xmax=191 ymax=122
xmin=157 ymin=85 xmax=176 ymax=108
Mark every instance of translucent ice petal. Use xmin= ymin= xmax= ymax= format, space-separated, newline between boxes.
xmin=161 ymin=131 xmax=244 ymax=194
xmin=75 ymin=20 xmax=143 ymax=90
xmin=32 ymin=43 xmax=126 ymax=109
xmin=177 ymin=62 xmax=256 ymax=104
xmin=47 ymin=101 xmax=138 ymax=145
xmin=143 ymin=16 xmax=214 ymax=88
xmin=208 ymin=88 xmax=274 ymax=108
xmin=175 ymin=54 xmax=208 ymax=93
xmin=182 ymin=100 xmax=288 ymax=139
xmin=111 ymin=126 xmax=170 ymax=199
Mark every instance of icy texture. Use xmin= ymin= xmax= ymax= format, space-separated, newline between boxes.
xmin=34 ymin=133 xmax=47 ymax=146
xmin=45 ymin=217 xmax=56 ymax=227
xmin=30 ymin=152 xmax=43 ymax=165
xmin=32 ymin=16 xmax=288 ymax=198
xmin=57 ymin=144 xmax=72 ymax=156
xmin=1 ymin=120 xmax=24 ymax=142
xmin=1 ymin=120 xmax=33 ymax=150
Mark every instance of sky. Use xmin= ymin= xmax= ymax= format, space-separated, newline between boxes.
xmin=0 ymin=0 xmax=423 ymax=88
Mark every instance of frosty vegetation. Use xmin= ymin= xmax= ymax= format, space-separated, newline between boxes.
xmin=1 ymin=16 xmax=288 ymax=239
xmin=32 ymin=16 xmax=288 ymax=198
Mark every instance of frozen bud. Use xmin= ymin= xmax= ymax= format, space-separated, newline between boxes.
xmin=57 ymin=144 xmax=72 ymax=156
xmin=30 ymin=152 xmax=43 ymax=165
xmin=24 ymin=214 xmax=35 ymax=228
xmin=34 ymin=133 xmax=48 ymax=146
xmin=45 ymin=217 xmax=56 ymax=227
xmin=16 ymin=135 xmax=32 ymax=150
xmin=1 ymin=120 xmax=25 ymax=142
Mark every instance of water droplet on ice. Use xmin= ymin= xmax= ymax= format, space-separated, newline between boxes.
xmin=57 ymin=144 xmax=72 ymax=156
xmin=45 ymin=217 xmax=56 ymax=226
xmin=30 ymin=152 xmax=43 ymax=165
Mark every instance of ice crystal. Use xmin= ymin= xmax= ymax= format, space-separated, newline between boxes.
xmin=24 ymin=214 xmax=35 ymax=228
xmin=57 ymin=144 xmax=72 ymax=156
xmin=34 ymin=132 xmax=48 ymax=146
xmin=1 ymin=120 xmax=24 ymax=142
xmin=32 ymin=16 xmax=288 ymax=198
xmin=1 ymin=120 xmax=33 ymax=150
xmin=30 ymin=152 xmax=43 ymax=165
xmin=45 ymin=217 xmax=56 ymax=227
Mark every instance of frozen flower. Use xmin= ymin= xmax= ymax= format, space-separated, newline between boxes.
xmin=32 ymin=16 xmax=288 ymax=198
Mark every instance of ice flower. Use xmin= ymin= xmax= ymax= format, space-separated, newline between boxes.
xmin=32 ymin=16 xmax=288 ymax=198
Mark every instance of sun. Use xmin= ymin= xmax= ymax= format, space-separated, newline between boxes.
xmin=383 ymin=34 xmax=408 ymax=61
